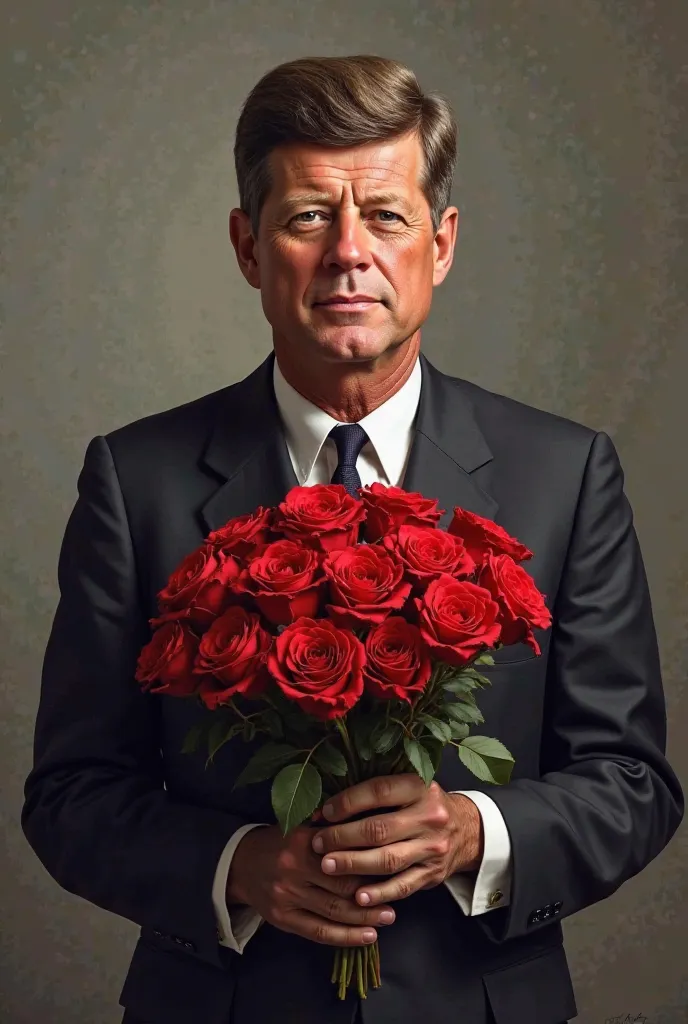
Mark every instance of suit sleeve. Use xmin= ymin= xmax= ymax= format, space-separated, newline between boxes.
xmin=21 ymin=435 xmax=251 ymax=972
xmin=472 ymin=430 xmax=684 ymax=944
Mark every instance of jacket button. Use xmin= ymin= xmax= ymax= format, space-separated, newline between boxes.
xmin=152 ymin=930 xmax=163 ymax=938
xmin=184 ymin=941 xmax=195 ymax=950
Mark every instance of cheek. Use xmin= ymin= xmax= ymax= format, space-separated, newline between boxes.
xmin=259 ymin=250 xmax=313 ymax=319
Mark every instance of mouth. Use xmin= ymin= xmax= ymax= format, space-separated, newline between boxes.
xmin=314 ymin=299 xmax=380 ymax=311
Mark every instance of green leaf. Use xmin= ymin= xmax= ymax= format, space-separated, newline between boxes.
xmin=423 ymin=736 xmax=445 ymax=773
xmin=446 ymin=700 xmax=484 ymax=726
xmin=474 ymin=652 xmax=495 ymax=666
xmin=272 ymin=762 xmax=322 ymax=834
xmin=442 ymin=676 xmax=478 ymax=697
xmin=418 ymin=715 xmax=452 ymax=744
xmin=403 ymin=736 xmax=435 ymax=786
xmin=350 ymin=715 xmax=377 ymax=761
xmin=206 ymin=716 xmax=240 ymax=763
xmin=181 ymin=721 xmax=204 ymax=754
xmin=372 ymin=722 xmax=403 ymax=755
xmin=448 ymin=719 xmax=470 ymax=741
xmin=457 ymin=735 xmax=515 ymax=785
xmin=461 ymin=666 xmax=493 ymax=687
xmin=312 ymin=741 xmax=349 ymax=776
xmin=232 ymin=742 xmax=302 ymax=789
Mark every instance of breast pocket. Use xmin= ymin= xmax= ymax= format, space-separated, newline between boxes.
xmin=482 ymin=943 xmax=578 ymax=1024
xmin=486 ymin=641 xmax=540 ymax=666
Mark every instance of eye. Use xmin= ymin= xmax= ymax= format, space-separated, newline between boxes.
xmin=290 ymin=210 xmax=404 ymax=226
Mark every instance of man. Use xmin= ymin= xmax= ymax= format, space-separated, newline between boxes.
xmin=22 ymin=54 xmax=683 ymax=1024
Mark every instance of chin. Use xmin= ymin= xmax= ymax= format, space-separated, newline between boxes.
xmin=311 ymin=328 xmax=400 ymax=364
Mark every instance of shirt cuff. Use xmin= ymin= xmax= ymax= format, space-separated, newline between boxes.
xmin=443 ymin=790 xmax=512 ymax=916
xmin=211 ymin=822 xmax=269 ymax=952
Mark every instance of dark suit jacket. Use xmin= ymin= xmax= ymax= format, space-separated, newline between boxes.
xmin=22 ymin=352 xmax=683 ymax=1024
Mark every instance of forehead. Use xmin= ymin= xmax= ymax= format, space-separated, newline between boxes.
xmin=267 ymin=133 xmax=424 ymax=199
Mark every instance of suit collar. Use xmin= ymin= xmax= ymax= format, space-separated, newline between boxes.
xmin=198 ymin=350 xmax=497 ymax=535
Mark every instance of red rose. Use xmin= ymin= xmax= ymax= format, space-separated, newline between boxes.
xmin=479 ymin=552 xmax=552 ymax=655
xmin=274 ymin=484 xmax=366 ymax=552
xmin=416 ymin=574 xmax=502 ymax=666
xmin=323 ymin=545 xmax=412 ymax=629
xmin=363 ymin=617 xmax=432 ymax=703
xmin=383 ymin=524 xmax=475 ymax=586
xmin=195 ymin=606 xmax=272 ymax=710
xmin=267 ymin=617 xmax=365 ymax=720
xmin=448 ymin=507 xmax=532 ymax=567
xmin=235 ymin=539 xmax=325 ymax=625
xmin=135 ymin=620 xmax=200 ymax=696
xmin=360 ymin=483 xmax=443 ymax=543
xmin=155 ymin=544 xmax=240 ymax=629
xmin=206 ymin=507 xmax=273 ymax=560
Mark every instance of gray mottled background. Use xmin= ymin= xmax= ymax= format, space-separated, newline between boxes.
xmin=1 ymin=1 xmax=686 ymax=1022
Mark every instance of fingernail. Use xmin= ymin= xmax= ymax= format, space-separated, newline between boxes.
xmin=322 ymin=803 xmax=335 ymax=819
xmin=362 ymin=930 xmax=376 ymax=943
xmin=312 ymin=836 xmax=324 ymax=853
xmin=322 ymin=858 xmax=337 ymax=873
xmin=379 ymin=911 xmax=395 ymax=924
xmin=358 ymin=892 xmax=370 ymax=905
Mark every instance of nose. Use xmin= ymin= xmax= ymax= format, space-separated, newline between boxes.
xmin=321 ymin=209 xmax=374 ymax=273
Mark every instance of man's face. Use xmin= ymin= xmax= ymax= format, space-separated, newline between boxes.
xmin=230 ymin=132 xmax=458 ymax=368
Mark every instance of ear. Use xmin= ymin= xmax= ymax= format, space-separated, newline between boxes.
xmin=229 ymin=208 xmax=261 ymax=289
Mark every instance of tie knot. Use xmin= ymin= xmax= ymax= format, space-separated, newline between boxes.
xmin=329 ymin=423 xmax=369 ymax=468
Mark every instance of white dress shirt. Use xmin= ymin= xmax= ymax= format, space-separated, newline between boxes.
xmin=212 ymin=355 xmax=513 ymax=951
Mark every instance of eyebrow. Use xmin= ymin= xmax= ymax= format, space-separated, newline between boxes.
xmin=279 ymin=191 xmax=415 ymax=216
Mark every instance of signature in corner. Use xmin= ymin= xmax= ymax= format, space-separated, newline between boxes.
xmin=604 ymin=1014 xmax=649 ymax=1024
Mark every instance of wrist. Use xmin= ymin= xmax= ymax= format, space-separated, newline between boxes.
xmin=448 ymin=793 xmax=484 ymax=874
xmin=226 ymin=829 xmax=259 ymax=907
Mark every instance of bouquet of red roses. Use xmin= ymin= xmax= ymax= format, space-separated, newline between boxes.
xmin=135 ymin=483 xmax=552 ymax=1000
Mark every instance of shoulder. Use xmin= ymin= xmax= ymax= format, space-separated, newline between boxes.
xmin=445 ymin=372 xmax=598 ymax=452
xmin=102 ymin=383 xmax=234 ymax=464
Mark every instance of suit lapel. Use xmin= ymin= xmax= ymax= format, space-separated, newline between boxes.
xmin=198 ymin=351 xmax=498 ymax=537
xmin=198 ymin=353 xmax=299 ymax=536
xmin=403 ymin=353 xmax=498 ymax=526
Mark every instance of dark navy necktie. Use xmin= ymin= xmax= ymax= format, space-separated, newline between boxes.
xmin=329 ymin=423 xmax=369 ymax=498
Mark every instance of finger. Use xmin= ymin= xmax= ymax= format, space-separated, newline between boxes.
xmin=283 ymin=908 xmax=380 ymax=947
xmin=312 ymin=809 xmax=419 ymax=855
xmin=321 ymin=774 xmax=425 ymax=823
xmin=354 ymin=865 xmax=429 ymax=906
xmin=304 ymin=886 xmax=396 ymax=928
xmin=308 ymin=871 xmax=368 ymax=899
xmin=318 ymin=839 xmax=425 ymax=878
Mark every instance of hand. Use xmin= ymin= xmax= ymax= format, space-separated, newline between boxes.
xmin=310 ymin=775 xmax=484 ymax=908
xmin=226 ymin=823 xmax=398 ymax=947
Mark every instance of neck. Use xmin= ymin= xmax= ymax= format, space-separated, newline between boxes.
xmin=275 ymin=333 xmax=420 ymax=422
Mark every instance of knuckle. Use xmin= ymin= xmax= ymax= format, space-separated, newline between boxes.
xmin=364 ymin=816 xmax=388 ymax=845
xmin=325 ymin=895 xmax=341 ymax=921
xmin=396 ymin=879 xmax=413 ymax=899
xmin=372 ymin=777 xmax=394 ymax=802
xmin=270 ymin=906 xmax=285 ymax=927
xmin=269 ymin=880 xmax=288 ymax=904
xmin=338 ymin=875 xmax=361 ymax=897
xmin=382 ymin=848 xmax=400 ymax=874
xmin=276 ymin=848 xmax=297 ymax=873
xmin=312 ymin=922 xmax=330 ymax=945
xmin=427 ymin=803 xmax=450 ymax=828
xmin=429 ymin=838 xmax=451 ymax=858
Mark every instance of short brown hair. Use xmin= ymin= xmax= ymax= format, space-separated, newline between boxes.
xmin=233 ymin=55 xmax=457 ymax=237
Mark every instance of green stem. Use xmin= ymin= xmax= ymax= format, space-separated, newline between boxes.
xmin=334 ymin=717 xmax=359 ymax=783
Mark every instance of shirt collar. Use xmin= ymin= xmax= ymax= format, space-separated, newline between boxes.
xmin=272 ymin=355 xmax=422 ymax=485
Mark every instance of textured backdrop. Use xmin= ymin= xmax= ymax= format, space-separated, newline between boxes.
xmin=1 ymin=1 xmax=686 ymax=1022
